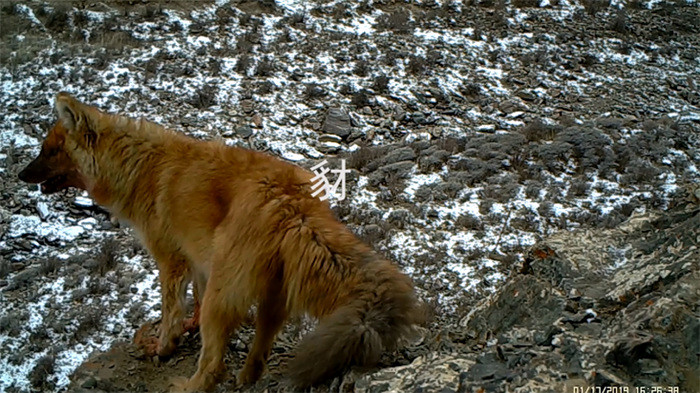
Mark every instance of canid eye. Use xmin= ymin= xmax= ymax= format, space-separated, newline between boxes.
xmin=41 ymin=145 xmax=59 ymax=157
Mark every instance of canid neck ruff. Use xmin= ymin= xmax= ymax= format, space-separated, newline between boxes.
xmin=87 ymin=112 xmax=190 ymax=218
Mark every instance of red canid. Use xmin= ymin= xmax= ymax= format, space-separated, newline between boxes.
xmin=18 ymin=93 xmax=424 ymax=391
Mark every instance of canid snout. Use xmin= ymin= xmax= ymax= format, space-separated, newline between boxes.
xmin=18 ymin=156 xmax=49 ymax=184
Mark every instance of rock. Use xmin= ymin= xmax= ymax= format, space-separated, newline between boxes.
xmin=516 ymin=89 xmax=537 ymax=102
xmin=317 ymin=141 xmax=341 ymax=154
xmin=392 ymin=105 xmax=406 ymax=121
xmin=100 ymin=220 xmax=114 ymax=230
xmin=361 ymin=224 xmax=383 ymax=240
xmin=369 ymin=161 xmax=415 ymax=187
xmin=251 ymin=114 xmax=263 ymax=128
xmin=81 ymin=376 xmax=97 ymax=389
xmin=240 ymin=99 xmax=254 ymax=113
xmin=355 ymin=354 xmax=474 ymax=393
xmin=36 ymin=201 xmax=50 ymax=220
xmin=411 ymin=111 xmax=426 ymax=124
xmin=322 ymin=108 xmax=352 ymax=139
xmin=318 ymin=134 xmax=342 ymax=144
xmin=476 ymin=124 xmax=496 ymax=133
xmin=74 ymin=197 xmax=94 ymax=208
xmin=235 ymin=125 xmax=253 ymax=138
xmin=83 ymin=258 xmax=99 ymax=270
xmin=383 ymin=147 xmax=416 ymax=165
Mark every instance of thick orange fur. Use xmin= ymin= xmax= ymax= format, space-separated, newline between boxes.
xmin=19 ymin=93 xmax=424 ymax=391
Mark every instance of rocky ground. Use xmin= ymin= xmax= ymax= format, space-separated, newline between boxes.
xmin=0 ymin=0 xmax=698 ymax=392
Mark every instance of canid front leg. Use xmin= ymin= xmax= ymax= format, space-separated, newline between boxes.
xmin=135 ymin=241 xmax=190 ymax=357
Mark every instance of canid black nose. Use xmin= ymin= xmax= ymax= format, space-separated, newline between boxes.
xmin=18 ymin=160 xmax=41 ymax=183
xmin=18 ymin=167 xmax=29 ymax=182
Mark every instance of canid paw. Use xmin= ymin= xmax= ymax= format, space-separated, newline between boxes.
xmin=238 ymin=362 xmax=264 ymax=386
xmin=182 ymin=316 xmax=199 ymax=333
xmin=141 ymin=337 xmax=161 ymax=357
xmin=133 ymin=322 xmax=178 ymax=357
xmin=170 ymin=374 xmax=215 ymax=393
xmin=169 ymin=376 xmax=193 ymax=393
xmin=133 ymin=323 xmax=159 ymax=356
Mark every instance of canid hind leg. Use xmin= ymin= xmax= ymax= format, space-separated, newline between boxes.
xmin=239 ymin=280 xmax=287 ymax=385
xmin=172 ymin=269 xmax=247 ymax=392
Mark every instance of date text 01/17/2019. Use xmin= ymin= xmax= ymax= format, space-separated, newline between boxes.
xmin=572 ymin=387 xmax=680 ymax=393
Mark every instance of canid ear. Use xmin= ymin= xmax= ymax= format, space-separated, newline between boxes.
xmin=55 ymin=92 xmax=97 ymax=147
xmin=55 ymin=92 xmax=84 ymax=131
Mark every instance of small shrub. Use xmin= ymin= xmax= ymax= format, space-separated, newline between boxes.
xmin=479 ymin=183 xmax=519 ymax=204
xmin=567 ymin=178 xmax=590 ymax=198
xmin=209 ymin=58 xmax=222 ymax=76
xmin=598 ymin=212 xmax=624 ymax=228
xmin=387 ymin=210 xmax=411 ymax=230
xmin=582 ymin=0 xmax=608 ymax=16
xmin=418 ymin=155 xmax=442 ymax=172
xmin=435 ymin=136 xmax=465 ymax=154
xmin=609 ymin=9 xmax=628 ymax=34
xmin=621 ymin=159 xmax=661 ymax=185
xmin=407 ymin=55 xmax=427 ymax=75
xmin=74 ymin=307 xmax=103 ymax=342
xmin=460 ymin=83 xmax=480 ymax=98
xmin=44 ymin=5 xmax=70 ymax=33
xmin=616 ymin=41 xmax=632 ymax=55
xmin=510 ymin=208 xmax=539 ymax=232
xmin=581 ymin=53 xmax=599 ymax=67
xmin=255 ymin=58 xmax=275 ymax=77
xmin=353 ymin=61 xmax=369 ymax=77
xmin=351 ymin=90 xmax=371 ymax=108
xmin=88 ymin=278 xmax=110 ymax=296
xmin=1 ymin=2 xmax=18 ymax=15
xmin=619 ymin=201 xmax=639 ymax=217
xmin=521 ymin=119 xmax=560 ymax=142
xmin=39 ymin=257 xmax=61 ymax=275
xmin=450 ymin=159 xmax=499 ymax=186
xmin=73 ymin=10 xmax=89 ymax=29
xmin=285 ymin=12 xmax=306 ymax=27
xmin=0 ymin=313 xmax=22 ymax=336
xmin=29 ymin=355 xmax=55 ymax=390
xmin=304 ymin=83 xmax=327 ymax=99
xmin=435 ymin=181 xmax=462 ymax=199
xmin=376 ymin=9 xmax=413 ymax=34
xmin=372 ymin=74 xmax=390 ymax=93
xmin=538 ymin=201 xmax=553 ymax=217
xmin=347 ymin=145 xmax=389 ymax=171
xmin=143 ymin=4 xmax=164 ymax=19
xmin=0 ymin=258 xmax=9 ymax=279
xmin=96 ymin=237 xmax=119 ymax=276
xmin=456 ymin=213 xmax=483 ymax=230
xmin=524 ymin=181 xmax=542 ymax=199
xmin=189 ymin=84 xmax=218 ymax=109
xmin=236 ymin=54 xmax=251 ymax=74
xmin=479 ymin=198 xmax=494 ymax=215
xmin=236 ymin=33 xmax=255 ymax=53
xmin=384 ymin=171 xmax=408 ymax=194
xmin=512 ymin=0 xmax=539 ymax=7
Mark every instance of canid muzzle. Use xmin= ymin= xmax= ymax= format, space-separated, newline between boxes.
xmin=18 ymin=152 xmax=83 ymax=194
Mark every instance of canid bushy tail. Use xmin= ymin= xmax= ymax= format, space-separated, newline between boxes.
xmin=287 ymin=258 xmax=422 ymax=387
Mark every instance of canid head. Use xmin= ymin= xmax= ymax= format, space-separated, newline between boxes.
xmin=18 ymin=93 xmax=99 ymax=193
